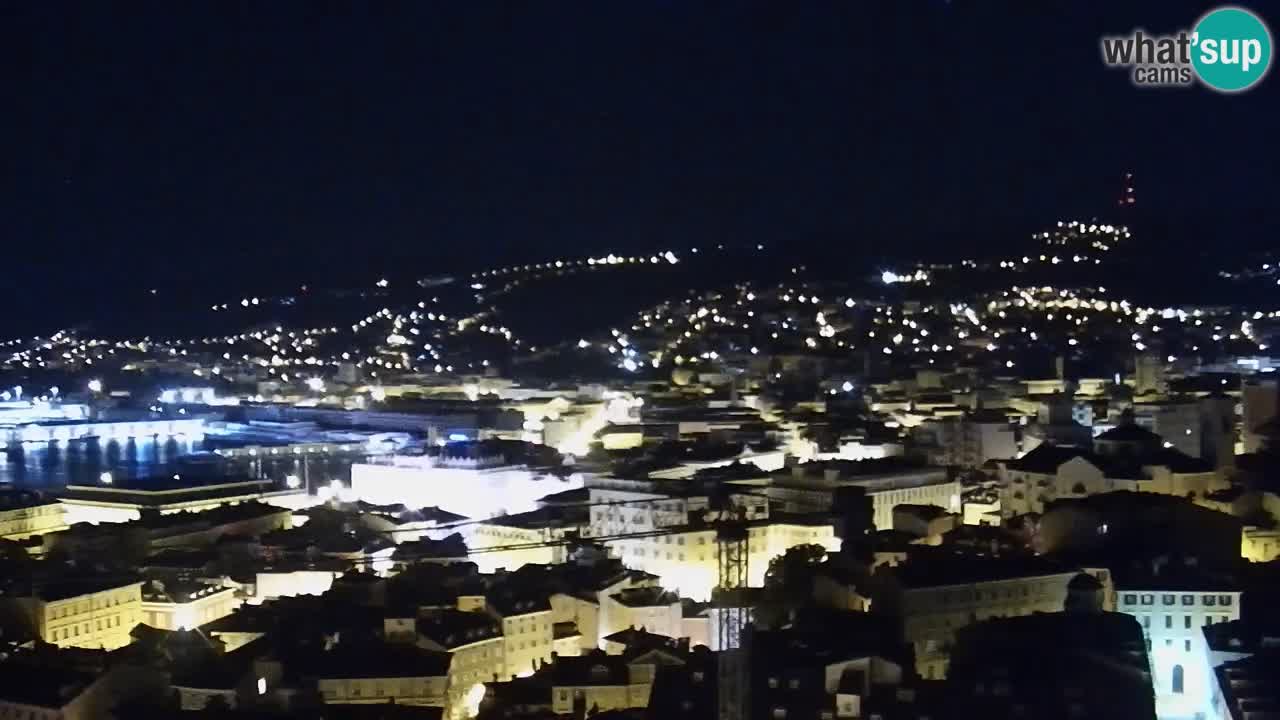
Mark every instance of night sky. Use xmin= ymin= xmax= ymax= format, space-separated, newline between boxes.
xmin=3 ymin=1 xmax=1277 ymax=332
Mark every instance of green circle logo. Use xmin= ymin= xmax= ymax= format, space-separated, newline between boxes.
xmin=1192 ymin=6 xmax=1272 ymax=92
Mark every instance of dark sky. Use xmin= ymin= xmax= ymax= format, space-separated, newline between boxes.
xmin=2 ymin=1 xmax=1277 ymax=330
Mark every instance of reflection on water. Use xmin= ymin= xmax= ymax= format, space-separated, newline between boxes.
xmin=2 ymin=437 xmax=203 ymax=488
xmin=2 ymin=437 xmax=362 ymax=490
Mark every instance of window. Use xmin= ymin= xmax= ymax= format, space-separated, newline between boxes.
xmin=1163 ymin=595 xmax=1176 ymax=606
xmin=1182 ymin=595 xmax=1194 ymax=606
xmin=1203 ymin=595 xmax=1217 ymax=606
xmin=1185 ymin=640 xmax=1192 ymax=652
xmin=1165 ymin=615 xmax=1173 ymax=629
xmin=1185 ymin=616 xmax=1192 ymax=629
xmin=768 ymin=677 xmax=779 ymax=689
xmin=1220 ymin=595 xmax=1233 ymax=606
xmin=788 ymin=678 xmax=800 ymax=689
xmin=1141 ymin=615 xmax=1150 ymax=628
xmin=1141 ymin=594 xmax=1154 ymax=605
xmin=772 ymin=708 xmax=787 ymax=720
xmin=1171 ymin=665 xmax=1184 ymax=694
xmin=1124 ymin=594 xmax=1137 ymax=605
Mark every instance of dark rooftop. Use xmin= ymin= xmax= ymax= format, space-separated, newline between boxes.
xmin=310 ymin=643 xmax=451 ymax=679
xmin=141 ymin=578 xmax=232 ymax=603
xmin=1096 ymin=424 xmax=1162 ymax=444
xmin=548 ymin=652 xmax=630 ymax=687
xmin=0 ymin=665 xmax=97 ymax=708
xmin=415 ymin=609 xmax=501 ymax=649
xmin=609 ymin=587 xmax=680 ymax=608
xmin=1213 ymin=652 xmax=1280 ymax=720
xmin=0 ymin=488 xmax=60 ymax=511
xmin=886 ymin=547 xmax=1079 ymax=589
xmin=28 ymin=575 xmax=142 ymax=602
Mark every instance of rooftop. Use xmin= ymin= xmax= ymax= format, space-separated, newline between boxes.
xmin=310 ymin=643 xmax=451 ymax=679
xmin=609 ymin=586 xmax=680 ymax=608
xmin=1213 ymin=651 xmax=1280 ymax=720
xmin=415 ymin=609 xmax=501 ymax=649
xmin=887 ymin=547 xmax=1078 ymax=589
xmin=0 ymin=665 xmax=97 ymax=708
xmin=0 ymin=489 xmax=60 ymax=511
xmin=1096 ymin=424 xmax=1162 ymax=444
xmin=141 ymin=578 xmax=232 ymax=603
xmin=27 ymin=575 xmax=142 ymax=602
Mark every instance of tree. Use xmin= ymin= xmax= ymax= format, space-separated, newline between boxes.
xmin=756 ymin=544 xmax=829 ymax=629
xmin=764 ymin=544 xmax=828 ymax=599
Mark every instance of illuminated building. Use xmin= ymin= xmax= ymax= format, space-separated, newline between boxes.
xmin=552 ymin=622 xmax=584 ymax=657
xmin=251 ymin=563 xmax=346 ymax=604
xmin=869 ymin=550 xmax=1099 ymax=679
xmin=0 ymin=489 xmax=67 ymax=540
xmin=5 ymin=577 xmax=143 ymax=650
xmin=999 ymin=427 xmax=1225 ymax=518
xmin=244 ymin=398 xmax=523 ymax=445
xmin=466 ymin=507 xmax=584 ymax=574
xmin=607 ymin=517 xmax=840 ymax=601
xmin=759 ymin=458 xmax=960 ymax=531
xmin=488 ymin=596 xmax=554 ymax=679
xmin=56 ymin=478 xmax=307 ymax=525
xmin=549 ymin=567 xmax=660 ymax=652
xmin=1115 ymin=568 xmax=1240 ymax=719
xmin=586 ymin=478 xmax=769 ymax=537
xmin=1241 ymin=525 xmax=1280 ymax=562
xmin=353 ymin=502 xmax=467 ymax=544
xmin=1202 ymin=619 xmax=1280 ymax=720
xmin=4 ymin=417 xmax=205 ymax=446
xmin=1207 ymin=653 xmax=1280 ymax=720
xmin=415 ymin=609 xmax=505 ymax=719
xmin=139 ymin=579 xmax=241 ymax=630
xmin=914 ymin=409 xmax=1018 ymax=469
xmin=0 ymin=400 xmax=89 ymax=425
xmin=350 ymin=458 xmax=585 ymax=520
xmin=44 ymin=500 xmax=295 ymax=562
xmin=599 ymin=587 xmax=683 ymax=643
